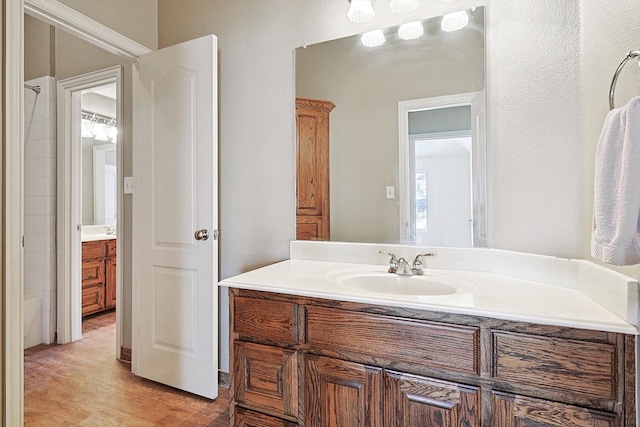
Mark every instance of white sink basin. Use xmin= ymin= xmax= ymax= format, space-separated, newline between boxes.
xmin=326 ymin=268 xmax=474 ymax=297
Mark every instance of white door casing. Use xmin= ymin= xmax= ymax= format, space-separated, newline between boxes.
xmin=132 ymin=34 xmax=219 ymax=399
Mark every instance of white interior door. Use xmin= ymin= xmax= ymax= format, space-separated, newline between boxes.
xmin=132 ymin=34 xmax=218 ymax=399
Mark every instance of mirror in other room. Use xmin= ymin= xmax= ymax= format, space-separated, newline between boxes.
xmin=81 ymin=83 xmax=118 ymax=226
xmin=295 ymin=6 xmax=486 ymax=247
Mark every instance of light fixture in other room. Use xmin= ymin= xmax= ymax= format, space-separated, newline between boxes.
xmin=389 ymin=0 xmax=418 ymax=14
xmin=441 ymin=10 xmax=469 ymax=32
xmin=398 ymin=21 xmax=423 ymax=40
xmin=347 ymin=0 xmax=375 ymax=23
xmin=81 ymin=120 xmax=93 ymax=138
xmin=361 ymin=29 xmax=385 ymax=47
xmin=92 ymin=123 xmax=110 ymax=141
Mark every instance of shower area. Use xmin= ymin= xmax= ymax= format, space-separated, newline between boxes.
xmin=23 ymin=76 xmax=57 ymax=348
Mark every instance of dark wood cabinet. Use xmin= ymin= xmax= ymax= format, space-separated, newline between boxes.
xmin=81 ymin=239 xmax=116 ymax=316
xmin=229 ymin=289 xmax=634 ymax=427
xmin=305 ymin=355 xmax=383 ymax=427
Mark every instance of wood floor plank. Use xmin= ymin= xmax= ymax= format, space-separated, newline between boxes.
xmin=25 ymin=311 xmax=229 ymax=426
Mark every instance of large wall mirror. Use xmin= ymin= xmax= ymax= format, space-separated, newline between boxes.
xmin=81 ymin=83 xmax=118 ymax=226
xmin=295 ymin=6 xmax=486 ymax=247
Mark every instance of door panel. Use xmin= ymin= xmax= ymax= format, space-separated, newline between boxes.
xmin=133 ymin=34 xmax=218 ymax=399
xmin=305 ymin=355 xmax=383 ymax=427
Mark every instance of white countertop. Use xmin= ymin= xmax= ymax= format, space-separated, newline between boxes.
xmin=219 ymin=242 xmax=640 ymax=335
xmin=81 ymin=225 xmax=116 ymax=242
xmin=81 ymin=234 xmax=116 ymax=242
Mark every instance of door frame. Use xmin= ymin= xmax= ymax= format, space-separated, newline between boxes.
xmin=4 ymin=0 xmax=150 ymax=424
xmin=56 ymin=66 xmax=123 ymax=345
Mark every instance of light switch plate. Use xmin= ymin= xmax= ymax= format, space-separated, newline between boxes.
xmin=386 ymin=186 xmax=395 ymax=199
xmin=124 ymin=176 xmax=134 ymax=194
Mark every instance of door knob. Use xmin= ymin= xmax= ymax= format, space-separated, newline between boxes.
xmin=194 ymin=229 xmax=209 ymax=241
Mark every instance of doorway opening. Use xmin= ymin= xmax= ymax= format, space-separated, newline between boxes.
xmin=57 ymin=66 xmax=123 ymax=351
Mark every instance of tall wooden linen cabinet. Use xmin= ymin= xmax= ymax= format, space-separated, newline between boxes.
xmin=295 ymin=98 xmax=335 ymax=240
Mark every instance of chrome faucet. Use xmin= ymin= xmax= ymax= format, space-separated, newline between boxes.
xmin=380 ymin=251 xmax=435 ymax=276
xmin=411 ymin=253 xmax=435 ymax=275
xmin=379 ymin=251 xmax=398 ymax=273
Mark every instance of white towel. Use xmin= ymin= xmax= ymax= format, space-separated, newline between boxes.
xmin=591 ymin=96 xmax=640 ymax=265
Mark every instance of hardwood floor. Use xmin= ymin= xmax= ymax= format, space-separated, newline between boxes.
xmin=25 ymin=311 xmax=229 ymax=426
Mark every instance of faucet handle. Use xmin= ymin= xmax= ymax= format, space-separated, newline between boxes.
xmin=379 ymin=250 xmax=398 ymax=273
xmin=412 ymin=253 xmax=435 ymax=274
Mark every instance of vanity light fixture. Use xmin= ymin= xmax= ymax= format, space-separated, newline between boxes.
xmin=361 ymin=29 xmax=386 ymax=47
xmin=398 ymin=21 xmax=423 ymax=40
xmin=389 ymin=0 xmax=419 ymax=14
xmin=347 ymin=0 xmax=375 ymax=23
xmin=441 ymin=10 xmax=469 ymax=32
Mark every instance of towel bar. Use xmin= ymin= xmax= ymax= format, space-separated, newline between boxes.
xmin=609 ymin=50 xmax=640 ymax=110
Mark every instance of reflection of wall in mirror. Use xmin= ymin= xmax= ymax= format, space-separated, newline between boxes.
xmin=296 ymin=9 xmax=484 ymax=244
xmin=82 ymin=141 xmax=116 ymax=225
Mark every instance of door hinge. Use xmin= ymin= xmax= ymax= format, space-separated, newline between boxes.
xmin=22 ymin=235 xmax=24 ymax=248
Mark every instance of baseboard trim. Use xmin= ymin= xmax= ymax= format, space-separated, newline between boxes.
xmin=120 ymin=346 xmax=132 ymax=363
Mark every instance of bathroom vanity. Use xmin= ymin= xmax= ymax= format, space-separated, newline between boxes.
xmin=221 ymin=242 xmax=639 ymax=426
xmin=81 ymin=238 xmax=117 ymax=316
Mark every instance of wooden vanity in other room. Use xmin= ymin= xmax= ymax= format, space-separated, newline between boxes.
xmin=81 ymin=239 xmax=116 ymax=316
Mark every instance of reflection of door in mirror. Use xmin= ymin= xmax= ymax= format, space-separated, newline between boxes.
xmin=81 ymin=83 xmax=117 ymax=226
xmin=399 ymin=94 xmax=481 ymax=248
xmin=296 ymin=98 xmax=335 ymax=240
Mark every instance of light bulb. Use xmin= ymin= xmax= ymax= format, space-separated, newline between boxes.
xmin=81 ymin=120 xmax=93 ymax=138
xmin=361 ymin=29 xmax=385 ymax=47
xmin=92 ymin=123 xmax=109 ymax=141
xmin=441 ymin=10 xmax=469 ymax=32
xmin=347 ymin=0 xmax=375 ymax=23
xmin=398 ymin=21 xmax=424 ymax=40
xmin=390 ymin=0 xmax=419 ymax=14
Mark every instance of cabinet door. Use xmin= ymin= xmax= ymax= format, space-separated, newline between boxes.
xmin=105 ymin=257 xmax=117 ymax=309
xmin=234 ymin=407 xmax=297 ymax=427
xmin=234 ymin=341 xmax=298 ymax=418
xmin=305 ymin=355 xmax=383 ymax=427
xmin=491 ymin=391 xmax=617 ymax=427
xmin=385 ymin=371 xmax=480 ymax=427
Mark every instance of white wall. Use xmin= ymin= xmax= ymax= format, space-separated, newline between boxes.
xmin=24 ymin=76 xmax=56 ymax=345
xmin=581 ymin=0 xmax=640 ymax=278
xmin=151 ymin=0 xmax=640 ymax=372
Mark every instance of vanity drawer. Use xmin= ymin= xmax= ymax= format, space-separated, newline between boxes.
xmin=82 ymin=259 xmax=105 ymax=286
xmin=234 ymin=407 xmax=298 ymax=427
xmin=492 ymin=331 xmax=617 ymax=399
xmin=305 ymin=306 xmax=480 ymax=375
xmin=234 ymin=296 xmax=300 ymax=345
xmin=82 ymin=240 xmax=106 ymax=260
xmin=234 ymin=342 xmax=298 ymax=418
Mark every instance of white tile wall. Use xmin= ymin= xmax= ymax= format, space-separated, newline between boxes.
xmin=24 ymin=76 xmax=56 ymax=345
